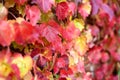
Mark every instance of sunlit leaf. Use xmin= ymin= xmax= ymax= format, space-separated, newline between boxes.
xmin=0 ymin=62 xmax=12 ymax=77
xmin=78 ymin=1 xmax=91 ymax=19
xmin=0 ymin=4 xmax=8 ymax=20
xmin=74 ymin=35 xmax=88 ymax=56
xmin=12 ymin=54 xmax=33 ymax=78
xmin=73 ymin=19 xmax=84 ymax=32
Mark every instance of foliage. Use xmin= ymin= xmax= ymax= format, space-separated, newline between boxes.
xmin=0 ymin=0 xmax=120 ymax=80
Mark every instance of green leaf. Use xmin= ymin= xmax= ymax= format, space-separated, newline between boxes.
xmin=55 ymin=0 xmax=66 ymax=3
xmin=40 ymin=12 xmax=53 ymax=23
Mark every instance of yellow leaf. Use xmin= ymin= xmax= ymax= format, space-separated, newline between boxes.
xmin=67 ymin=77 xmax=72 ymax=80
xmin=74 ymin=35 xmax=88 ymax=56
xmin=73 ymin=19 xmax=84 ymax=32
xmin=0 ymin=62 xmax=12 ymax=77
xmin=69 ymin=49 xmax=79 ymax=66
xmin=12 ymin=54 xmax=33 ymax=78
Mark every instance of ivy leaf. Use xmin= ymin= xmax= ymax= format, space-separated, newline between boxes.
xmin=54 ymin=55 xmax=69 ymax=74
xmin=78 ymin=2 xmax=91 ymax=19
xmin=73 ymin=19 xmax=84 ymax=32
xmin=68 ymin=2 xmax=76 ymax=15
xmin=88 ymin=46 xmax=102 ymax=64
xmin=56 ymin=2 xmax=69 ymax=20
xmin=25 ymin=5 xmax=41 ymax=26
xmin=56 ymin=55 xmax=69 ymax=68
xmin=12 ymin=54 xmax=33 ymax=78
xmin=61 ymin=22 xmax=80 ymax=41
xmin=32 ymin=0 xmax=54 ymax=13
xmin=14 ymin=18 xmax=35 ymax=44
xmin=14 ymin=0 xmax=27 ymax=5
xmin=0 ymin=4 xmax=8 ymax=20
xmin=5 ymin=0 xmax=15 ymax=8
xmin=39 ymin=24 xmax=60 ymax=43
xmin=0 ymin=20 xmax=14 ymax=46
xmin=91 ymin=0 xmax=114 ymax=20
xmin=55 ymin=0 xmax=66 ymax=3
xmin=0 ymin=62 xmax=12 ymax=77
xmin=74 ymin=35 xmax=88 ymax=56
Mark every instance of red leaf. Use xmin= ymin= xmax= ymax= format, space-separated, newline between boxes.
xmin=68 ymin=2 xmax=76 ymax=15
xmin=88 ymin=46 xmax=102 ymax=64
xmin=101 ymin=4 xmax=114 ymax=20
xmin=60 ymin=68 xmax=73 ymax=78
xmin=36 ymin=55 xmax=48 ymax=70
xmin=56 ymin=2 xmax=69 ymax=20
xmin=91 ymin=0 xmax=114 ymax=20
xmin=101 ymin=52 xmax=109 ymax=63
xmin=77 ymin=60 xmax=85 ymax=73
xmin=61 ymin=22 xmax=80 ymax=41
xmin=56 ymin=55 xmax=69 ymax=68
xmin=14 ymin=21 xmax=35 ymax=44
xmin=14 ymin=0 xmax=27 ymax=5
xmin=32 ymin=0 xmax=54 ymax=13
xmin=111 ymin=52 xmax=120 ymax=62
xmin=78 ymin=2 xmax=91 ymax=19
xmin=0 ymin=20 xmax=14 ymax=46
xmin=11 ymin=64 xmax=20 ymax=79
xmin=39 ymin=24 xmax=60 ymax=42
xmin=95 ymin=68 xmax=104 ymax=80
xmin=25 ymin=5 xmax=41 ymax=26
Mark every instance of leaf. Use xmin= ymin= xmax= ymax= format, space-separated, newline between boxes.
xmin=56 ymin=2 xmax=69 ymax=20
xmin=91 ymin=0 xmax=114 ymax=20
xmin=55 ymin=0 xmax=66 ymax=3
xmin=91 ymin=0 xmax=101 ymax=15
xmin=36 ymin=55 xmax=48 ymax=70
xmin=54 ymin=55 xmax=69 ymax=74
xmin=12 ymin=54 xmax=33 ymax=78
xmin=41 ymin=12 xmax=53 ymax=22
xmin=61 ymin=22 xmax=80 ymax=41
xmin=5 ymin=0 xmax=15 ymax=8
xmin=69 ymin=49 xmax=79 ymax=66
xmin=0 ymin=20 xmax=14 ymax=46
xmin=0 ymin=4 xmax=8 ymax=20
xmin=32 ymin=0 xmax=54 ymax=13
xmin=0 ymin=62 xmax=12 ymax=77
xmin=74 ymin=35 xmax=88 ymax=56
xmin=101 ymin=52 xmax=109 ymax=63
xmin=88 ymin=46 xmax=102 ymax=64
xmin=78 ymin=2 xmax=91 ymax=19
xmin=60 ymin=68 xmax=73 ymax=77
xmin=14 ymin=0 xmax=27 ymax=5
xmin=68 ymin=2 xmax=76 ymax=15
xmin=16 ymin=5 xmax=26 ymax=16
xmin=23 ymin=71 xmax=33 ymax=80
xmin=39 ymin=24 xmax=60 ymax=42
xmin=73 ymin=19 xmax=84 ymax=32
xmin=25 ymin=5 xmax=41 ymax=26
xmin=56 ymin=55 xmax=69 ymax=68
xmin=101 ymin=3 xmax=114 ymax=20
xmin=14 ymin=20 xmax=35 ymax=44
